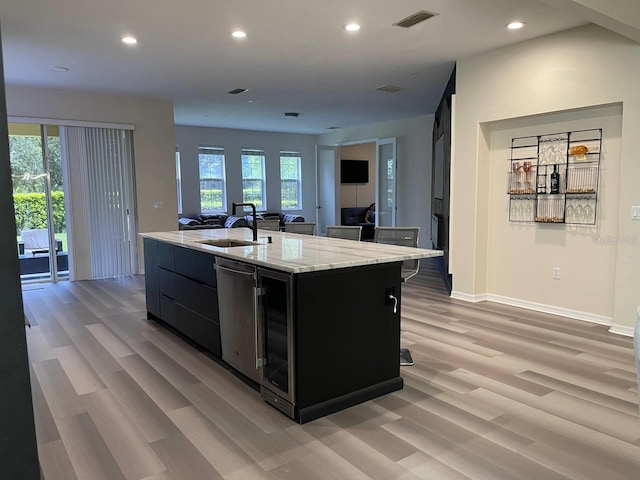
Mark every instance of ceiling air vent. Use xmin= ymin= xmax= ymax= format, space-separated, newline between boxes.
xmin=228 ymin=88 xmax=248 ymax=95
xmin=393 ymin=10 xmax=438 ymax=28
xmin=326 ymin=126 xmax=340 ymax=130
xmin=376 ymin=85 xmax=403 ymax=93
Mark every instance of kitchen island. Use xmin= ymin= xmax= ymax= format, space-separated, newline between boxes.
xmin=141 ymin=228 xmax=442 ymax=423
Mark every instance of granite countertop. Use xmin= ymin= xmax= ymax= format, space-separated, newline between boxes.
xmin=140 ymin=228 xmax=443 ymax=274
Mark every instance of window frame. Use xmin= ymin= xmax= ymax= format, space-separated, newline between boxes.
xmin=279 ymin=151 xmax=302 ymax=210
xmin=241 ymin=148 xmax=267 ymax=211
xmin=198 ymin=146 xmax=227 ymax=213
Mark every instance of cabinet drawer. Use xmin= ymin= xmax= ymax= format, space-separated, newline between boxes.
xmin=160 ymin=294 xmax=178 ymax=328
xmin=175 ymin=274 xmax=219 ymax=322
xmin=158 ymin=242 xmax=175 ymax=270
xmin=158 ymin=268 xmax=176 ymax=299
xmin=174 ymin=303 xmax=221 ymax=357
xmin=174 ymin=246 xmax=217 ymax=287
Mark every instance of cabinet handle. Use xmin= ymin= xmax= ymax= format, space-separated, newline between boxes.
xmin=388 ymin=294 xmax=398 ymax=314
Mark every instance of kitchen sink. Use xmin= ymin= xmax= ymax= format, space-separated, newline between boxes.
xmin=197 ymin=239 xmax=258 ymax=248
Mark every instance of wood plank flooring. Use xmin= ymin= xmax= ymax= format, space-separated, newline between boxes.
xmin=23 ymin=261 xmax=640 ymax=479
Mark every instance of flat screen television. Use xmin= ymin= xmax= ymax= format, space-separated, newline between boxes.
xmin=340 ymin=159 xmax=369 ymax=184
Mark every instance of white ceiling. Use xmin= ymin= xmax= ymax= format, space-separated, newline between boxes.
xmin=0 ymin=0 xmax=599 ymax=134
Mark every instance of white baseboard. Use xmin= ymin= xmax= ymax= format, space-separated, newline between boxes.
xmin=449 ymin=291 xmax=628 ymax=334
xmin=450 ymin=291 xmax=488 ymax=302
xmin=484 ymin=294 xmax=613 ymax=326
xmin=608 ymin=324 xmax=635 ymax=337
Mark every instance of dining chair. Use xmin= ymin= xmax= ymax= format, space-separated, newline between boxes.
xmin=284 ymin=222 xmax=316 ymax=235
xmin=374 ymin=226 xmax=420 ymax=366
xmin=326 ymin=225 xmax=362 ymax=241
xmin=255 ymin=219 xmax=281 ymax=231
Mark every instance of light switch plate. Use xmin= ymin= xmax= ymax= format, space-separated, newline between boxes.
xmin=631 ymin=206 xmax=640 ymax=220
xmin=154 ymin=201 xmax=165 ymax=209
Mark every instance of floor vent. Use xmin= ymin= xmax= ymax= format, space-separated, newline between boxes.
xmin=393 ymin=10 xmax=438 ymax=28
xmin=376 ymin=85 xmax=403 ymax=93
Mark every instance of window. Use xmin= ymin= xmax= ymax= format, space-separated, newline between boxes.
xmin=280 ymin=151 xmax=301 ymax=210
xmin=175 ymin=145 xmax=183 ymax=215
xmin=241 ymin=148 xmax=266 ymax=210
xmin=199 ymin=146 xmax=226 ymax=212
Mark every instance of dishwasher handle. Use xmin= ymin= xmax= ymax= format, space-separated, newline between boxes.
xmin=214 ymin=263 xmax=256 ymax=278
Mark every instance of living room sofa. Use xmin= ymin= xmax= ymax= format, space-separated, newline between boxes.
xmin=178 ymin=212 xmax=304 ymax=231
xmin=340 ymin=207 xmax=374 ymax=240
xmin=178 ymin=214 xmax=248 ymax=230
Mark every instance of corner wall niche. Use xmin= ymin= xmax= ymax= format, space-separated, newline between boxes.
xmin=507 ymin=128 xmax=602 ymax=225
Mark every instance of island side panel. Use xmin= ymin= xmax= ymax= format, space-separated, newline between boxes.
xmin=143 ymin=237 xmax=160 ymax=318
xmin=294 ymin=262 xmax=402 ymax=417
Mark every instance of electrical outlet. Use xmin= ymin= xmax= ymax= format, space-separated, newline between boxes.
xmin=553 ymin=267 xmax=560 ymax=279
xmin=154 ymin=201 xmax=165 ymax=209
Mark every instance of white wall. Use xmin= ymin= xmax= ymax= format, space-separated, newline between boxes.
xmin=318 ymin=115 xmax=434 ymax=248
xmin=174 ymin=125 xmax=317 ymax=222
xmin=6 ymin=86 xmax=177 ymax=233
xmin=6 ymin=85 xmax=177 ymax=272
xmin=486 ymin=105 xmax=622 ymax=320
xmin=453 ymin=25 xmax=640 ymax=333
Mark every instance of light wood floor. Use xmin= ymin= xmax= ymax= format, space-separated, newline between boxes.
xmin=23 ymin=260 xmax=640 ymax=480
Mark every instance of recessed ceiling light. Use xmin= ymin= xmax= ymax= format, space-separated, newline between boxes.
xmin=51 ymin=66 xmax=70 ymax=72
xmin=344 ymin=23 xmax=361 ymax=32
xmin=121 ymin=36 xmax=137 ymax=45
xmin=507 ymin=21 xmax=526 ymax=30
xmin=231 ymin=30 xmax=247 ymax=38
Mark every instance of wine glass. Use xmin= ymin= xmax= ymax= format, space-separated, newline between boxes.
xmin=566 ymin=204 xmax=574 ymax=222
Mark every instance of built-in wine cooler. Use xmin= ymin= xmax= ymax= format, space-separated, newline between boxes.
xmin=256 ymin=268 xmax=295 ymax=418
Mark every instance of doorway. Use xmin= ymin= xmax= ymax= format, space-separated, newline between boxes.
xmin=9 ymin=123 xmax=69 ymax=282
xmin=316 ymin=138 xmax=397 ymax=234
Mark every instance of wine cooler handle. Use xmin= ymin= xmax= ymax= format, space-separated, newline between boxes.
xmin=254 ymin=287 xmax=264 ymax=368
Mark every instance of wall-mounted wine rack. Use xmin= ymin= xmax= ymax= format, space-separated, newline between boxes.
xmin=507 ymin=128 xmax=601 ymax=225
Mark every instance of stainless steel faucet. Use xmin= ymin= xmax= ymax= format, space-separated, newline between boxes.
xmin=232 ymin=202 xmax=258 ymax=241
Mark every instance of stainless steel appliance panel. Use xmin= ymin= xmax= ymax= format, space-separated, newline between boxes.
xmin=215 ymin=258 xmax=261 ymax=382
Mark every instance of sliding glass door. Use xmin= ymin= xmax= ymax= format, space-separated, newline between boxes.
xmin=9 ymin=123 xmax=68 ymax=282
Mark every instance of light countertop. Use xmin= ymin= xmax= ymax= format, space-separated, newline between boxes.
xmin=140 ymin=229 xmax=443 ymax=274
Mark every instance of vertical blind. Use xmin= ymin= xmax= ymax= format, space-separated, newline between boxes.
xmin=84 ymin=128 xmax=136 ymax=278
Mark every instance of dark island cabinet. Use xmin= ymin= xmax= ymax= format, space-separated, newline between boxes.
xmin=144 ymin=239 xmax=220 ymax=357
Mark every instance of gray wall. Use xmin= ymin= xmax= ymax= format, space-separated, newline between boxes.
xmin=0 ymin=23 xmax=40 ymax=478
xmin=175 ymin=125 xmax=318 ymax=222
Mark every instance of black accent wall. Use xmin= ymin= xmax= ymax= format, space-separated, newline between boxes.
xmin=431 ymin=66 xmax=455 ymax=292
xmin=0 ymin=22 xmax=41 ymax=478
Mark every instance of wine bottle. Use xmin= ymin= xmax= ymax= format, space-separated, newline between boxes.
xmin=550 ymin=165 xmax=560 ymax=194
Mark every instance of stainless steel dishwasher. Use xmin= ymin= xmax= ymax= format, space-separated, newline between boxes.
xmin=215 ymin=258 xmax=262 ymax=382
